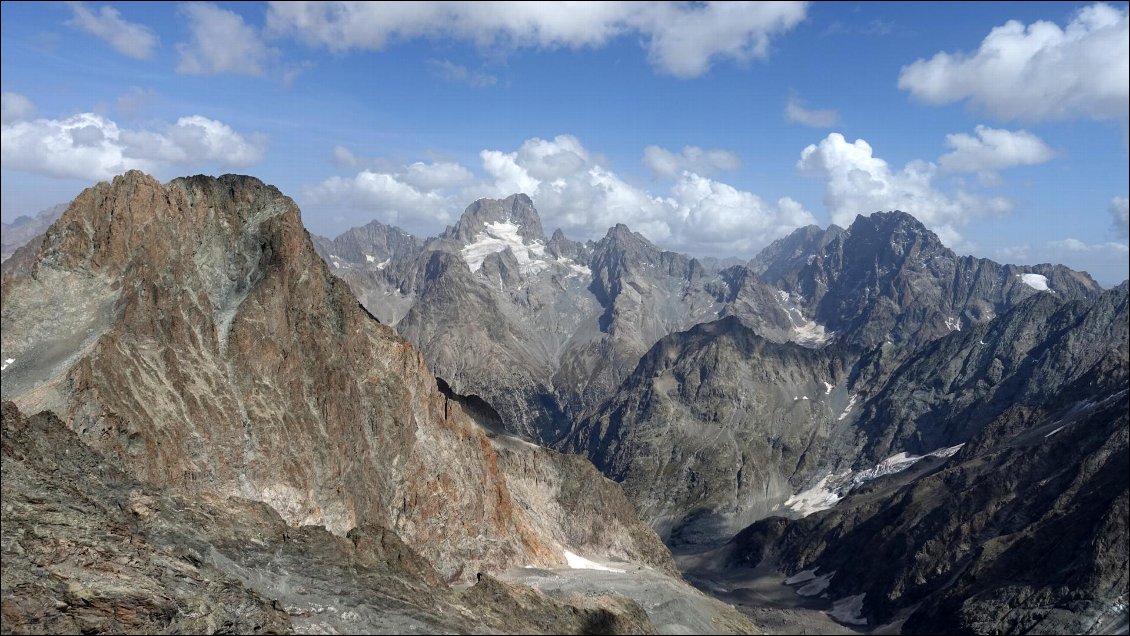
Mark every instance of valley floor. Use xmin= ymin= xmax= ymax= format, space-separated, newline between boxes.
xmin=677 ymin=553 xmax=875 ymax=635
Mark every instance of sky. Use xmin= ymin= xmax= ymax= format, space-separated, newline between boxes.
xmin=2 ymin=1 xmax=1128 ymax=285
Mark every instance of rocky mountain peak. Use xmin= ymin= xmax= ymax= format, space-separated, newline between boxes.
xmin=2 ymin=171 xmax=675 ymax=583
xmin=841 ymin=210 xmax=947 ymax=259
xmin=751 ymin=223 xmax=843 ymax=284
xmin=447 ymin=193 xmax=545 ymax=244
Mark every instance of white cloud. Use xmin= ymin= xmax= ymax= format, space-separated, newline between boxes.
xmin=797 ymin=132 xmax=1012 ymax=247
xmin=402 ymin=161 xmax=476 ymax=190
xmin=66 ymin=2 xmax=158 ymax=60
xmin=1 ymin=92 xmax=35 ymax=125
xmin=1045 ymin=238 xmax=1129 ymax=257
xmin=636 ymin=1 xmax=809 ymax=78
xmin=1111 ymin=196 xmax=1129 ymax=238
xmin=938 ymin=125 xmax=1055 ymax=177
xmin=643 ymin=145 xmax=741 ymax=178
xmin=266 ymin=1 xmax=807 ymax=78
xmin=307 ymin=134 xmax=813 ymax=256
xmin=177 ymin=3 xmax=273 ymax=76
xmin=669 ymin=172 xmax=815 ymax=253
xmin=427 ymin=59 xmax=498 ymax=87
xmin=784 ymin=94 xmax=839 ymax=127
xmin=303 ymin=170 xmax=459 ymax=237
xmin=898 ymin=3 xmax=1129 ymax=121
xmin=1 ymin=110 xmax=267 ymax=181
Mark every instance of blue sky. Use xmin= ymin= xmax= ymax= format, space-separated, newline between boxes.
xmin=2 ymin=1 xmax=1127 ymax=284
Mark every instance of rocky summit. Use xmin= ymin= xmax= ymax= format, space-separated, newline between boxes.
xmin=1 ymin=172 xmax=764 ymax=635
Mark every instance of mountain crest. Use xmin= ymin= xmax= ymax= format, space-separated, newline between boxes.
xmin=446 ymin=193 xmax=545 ymax=244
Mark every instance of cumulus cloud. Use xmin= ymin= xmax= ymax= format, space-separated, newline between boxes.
xmin=303 ymin=158 xmax=476 ymax=236
xmin=266 ymin=1 xmax=807 ymax=78
xmin=303 ymin=170 xmax=458 ymax=236
xmin=427 ymin=59 xmax=498 ymax=87
xmin=784 ymin=93 xmax=839 ymax=127
xmin=1 ymin=108 xmax=267 ymax=181
xmin=1 ymin=92 xmax=35 ymax=125
xmin=307 ymin=134 xmax=813 ymax=255
xmin=177 ymin=2 xmax=274 ymax=75
xmin=798 ymin=132 xmax=1011 ymax=247
xmin=66 ymin=2 xmax=159 ymax=59
xmin=938 ymin=125 xmax=1055 ymax=180
xmin=642 ymin=145 xmax=741 ymax=177
xmin=669 ymin=173 xmax=814 ymax=253
xmin=1112 ymin=195 xmax=1129 ymax=238
xmin=898 ymin=3 xmax=1129 ymax=121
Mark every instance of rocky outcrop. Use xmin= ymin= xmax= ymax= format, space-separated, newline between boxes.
xmin=0 ymin=402 xmax=669 ymax=635
xmin=0 ymin=172 xmax=673 ymax=583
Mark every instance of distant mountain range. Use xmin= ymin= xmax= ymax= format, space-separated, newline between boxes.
xmin=310 ymin=192 xmax=1125 ymax=633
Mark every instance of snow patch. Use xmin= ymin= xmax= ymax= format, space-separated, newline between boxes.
xmin=1044 ymin=425 xmax=1066 ymax=438
xmin=791 ymin=321 xmax=833 ymax=347
xmin=837 ymin=394 xmax=858 ymax=421
xmin=556 ymin=255 xmax=590 ymax=278
xmin=784 ymin=474 xmax=845 ymax=516
xmin=828 ymin=594 xmax=867 ymax=626
xmin=784 ymin=569 xmax=818 ymax=585
xmin=823 ymin=381 xmax=834 ymax=395
xmin=461 ymin=221 xmax=548 ymax=275
xmin=783 ymin=443 xmax=965 ymax=517
xmin=797 ymin=572 xmax=835 ymax=597
xmin=376 ymin=257 xmax=390 ymax=270
xmin=930 ymin=443 xmax=964 ymax=459
xmin=562 ymin=550 xmax=625 ymax=573
xmin=364 ymin=254 xmax=375 ymax=263
xmin=945 ymin=316 xmax=961 ymax=331
xmin=1018 ymin=273 xmax=1050 ymax=291
xmin=1 ymin=358 xmax=13 ymax=372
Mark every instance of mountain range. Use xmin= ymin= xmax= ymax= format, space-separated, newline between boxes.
xmin=2 ymin=172 xmax=1125 ymax=634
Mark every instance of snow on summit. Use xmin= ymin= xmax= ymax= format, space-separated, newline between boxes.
xmin=1018 ymin=273 xmax=1050 ymax=291
xmin=461 ymin=221 xmax=549 ymax=274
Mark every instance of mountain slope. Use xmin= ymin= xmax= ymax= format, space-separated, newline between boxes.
xmin=1 ymin=401 xmax=668 ymax=635
xmin=0 ymin=171 xmax=672 ymax=582
xmin=559 ymin=219 xmax=1117 ymax=549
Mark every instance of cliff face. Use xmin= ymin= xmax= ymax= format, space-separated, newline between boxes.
xmin=0 ymin=171 xmax=673 ymax=582
xmin=0 ymin=402 xmax=665 ymax=635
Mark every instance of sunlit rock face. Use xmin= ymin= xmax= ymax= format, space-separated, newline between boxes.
xmin=0 ymin=171 xmax=673 ymax=583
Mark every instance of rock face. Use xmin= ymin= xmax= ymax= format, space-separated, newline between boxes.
xmin=0 ymin=402 xmax=668 ymax=635
xmin=0 ymin=172 xmax=672 ymax=583
xmin=560 ymin=316 xmax=847 ymax=545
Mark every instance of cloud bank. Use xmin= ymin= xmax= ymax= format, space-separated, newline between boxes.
xmin=1 ymin=94 xmax=267 ymax=181
xmin=266 ymin=1 xmax=808 ymax=78
xmin=305 ymin=134 xmax=814 ymax=255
